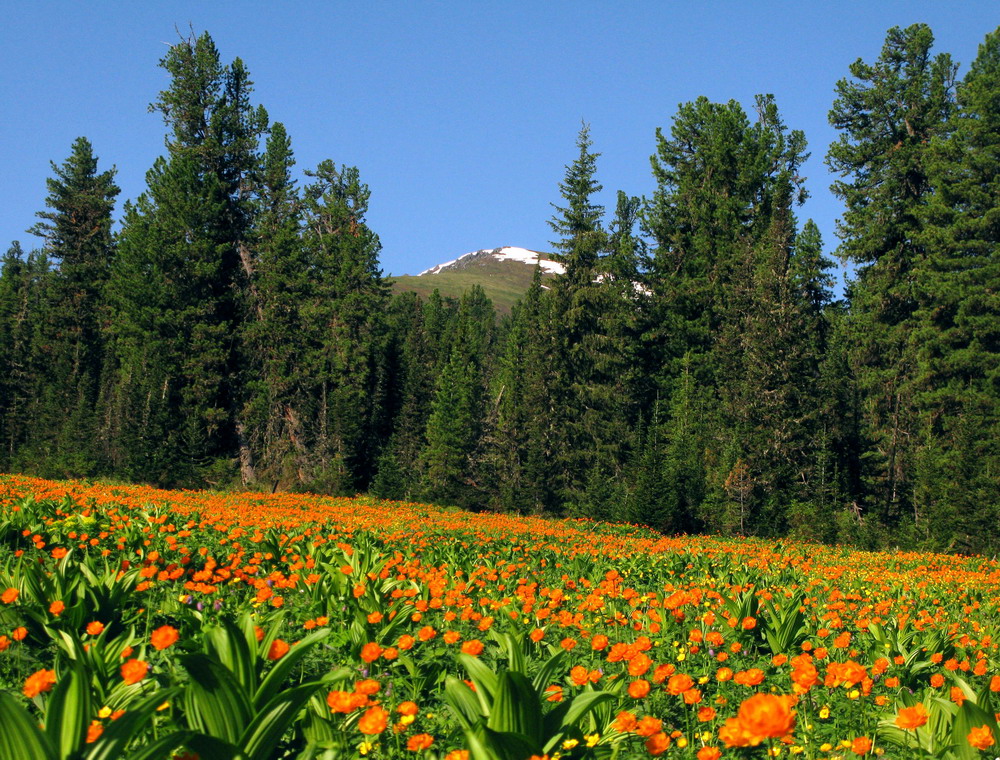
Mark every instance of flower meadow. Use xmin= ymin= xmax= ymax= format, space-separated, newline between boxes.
xmin=0 ymin=475 xmax=998 ymax=759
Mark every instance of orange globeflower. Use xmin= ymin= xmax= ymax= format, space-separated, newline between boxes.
xmin=645 ymin=732 xmax=670 ymax=756
xmin=736 ymin=693 xmax=796 ymax=739
xmin=851 ymin=736 xmax=873 ymax=755
xmin=1 ymin=588 xmax=18 ymax=604
xmin=396 ymin=701 xmax=419 ymax=717
xmin=895 ymin=703 xmax=928 ymax=730
xmin=85 ymin=720 xmax=103 ymax=743
xmin=461 ymin=639 xmax=484 ymax=656
xmin=667 ymin=673 xmax=695 ymax=695
xmin=13 ymin=626 xmax=27 ymax=641
xmin=268 ymin=639 xmax=290 ymax=660
xmin=360 ymin=642 xmax=383 ymax=663
xmin=86 ymin=621 xmax=105 ymax=636
xmin=121 ymin=659 xmax=149 ymax=685
xmin=358 ymin=705 xmax=389 ymax=735
xmin=406 ymin=733 xmax=434 ymax=751
xmin=49 ymin=600 xmax=65 ymax=616
xmin=23 ymin=668 xmax=57 ymax=698
xmin=698 ymin=748 xmax=722 ymax=760
xmin=967 ymin=725 xmax=995 ymax=751
xmin=590 ymin=634 xmax=609 ymax=650
xmin=150 ymin=625 xmax=179 ymax=650
xmin=628 ymin=679 xmax=651 ymax=698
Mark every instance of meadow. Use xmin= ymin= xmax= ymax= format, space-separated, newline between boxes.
xmin=0 ymin=474 xmax=997 ymax=759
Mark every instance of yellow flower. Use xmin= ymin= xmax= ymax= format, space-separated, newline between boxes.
xmin=156 ymin=701 xmax=170 ymax=711
xmin=359 ymin=741 xmax=373 ymax=756
xmin=790 ymin=747 xmax=804 ymax=755
xmin=820 ymin=743 xmax=833 ymax=752
xmin=585 ymin=734 xmax=600 ymax=747
xmin=699 ymin=676 xmax=710 ymax=684
xmin=819 ymin=707 xmax=830 ymax=719
xmin=848 ymin=689 xmax=860 ymax=700
xmin=676 ymin=737 xmax=688 ymax=749
xmin=400 ymin=714 xmax=415 ymax=726
xmin=562 ymin=739 xmax=579 ymax=750
xmin=98 ymin=706 xmax=112 ymax=719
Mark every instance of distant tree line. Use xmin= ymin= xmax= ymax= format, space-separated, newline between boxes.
xmin=2 ymin=25 xmax=999 ymax=553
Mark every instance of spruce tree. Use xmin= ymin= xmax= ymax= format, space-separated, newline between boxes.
xmin=25 ymin=137 xmax=119 ymax=474
xmin=827 ymin=24 xmax=957 ymax=530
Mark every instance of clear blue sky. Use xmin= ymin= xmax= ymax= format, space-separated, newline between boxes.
xmin=1 ymin=1 xmax=996 ymax=278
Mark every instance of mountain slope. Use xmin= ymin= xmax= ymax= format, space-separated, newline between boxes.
xmin=390 ymin=247 xmax=562 ymax=313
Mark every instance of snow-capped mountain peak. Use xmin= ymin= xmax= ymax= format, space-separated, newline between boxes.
xmin=418 ymin=246 xmax=565 ymax=276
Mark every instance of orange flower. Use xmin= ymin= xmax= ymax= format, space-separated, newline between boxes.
xmin=396 ymin=701 xmax=419 ymax=716
xmin=461 ymin=639 xmax=484 ymax=656
xmin=268 ymin=639 xmax=290 ymax=660
xmin=570 ymin=666 xmax=589 ymax=686
xmin=361 ymin=642 xmax=383 ymax=662
xmin=398 ymin=634 xmax=415 ymax=650
xmin=86 ymin=621 xmax=105 ymax=636
xmin=529 ymin=628 xmax=545 ymax=642
xmin=930 ymin=673 xmax=944 ymax=688
xmin=443 ymin=631 xmax=461 ymax=644
xmin=12 ymin=626 xmax=27 ymax=641
xmin=545 ymin=684 xmax=563 ymax=702
xmin=698 ymin=748 xmax=722 ymax=760
xmin=121 ymin=659 xmax=149 ymax=685
xmin=445 ymin=751 xmax=469 ymax=760
xmin=23 ymin=668 xmax=57 ymax=697
xmin=612 ymin=710 xmax=638 ymax=732
xmin=406 ymin=733 xmax=434 ymax=751
xmin=967 ymin=724 xmax=995 ymax=751
xmin=635 ymin=716 xmax=662 ymax=737
xmin=86 ymin=720 xmax=103 ymax=743
xmin=698 ymin=706 xmax=717 ymax=722
xmin=590 ymin=634 xmax=609 ymax=650
xmin=628 ymin=679 xmax=650 ymax=698
xmin=355 ymin=679 xmax=381 ymax=696
xmin=0 ymin=636 xmax=10 ymax=651
xmin=741 ymin=617 xmax=756 ymax=630
xmin=645 ymin=732 xmax=670 ymax=756
xmin=1 ymin=587 xmax=19 ymax=604
xmin=895 ymin=703 xmax=928 ymax=730
xmin=667 ymin=673 xmax=694 ymax=695
xmin=49 ymin=600 xmax=65 ymax=616
xmin=851 ymin=736 xmax=872 ymax=755
xmin=735 ymin=693 xmax=796 ymax=739
xmin=150 ymin=625 xmax=179 ymax=650
xmin=358 ymin=706 xmax=389 ymax=735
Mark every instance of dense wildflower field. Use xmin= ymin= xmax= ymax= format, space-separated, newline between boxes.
xmin=0 ymin=476 xmax=998 ymax=759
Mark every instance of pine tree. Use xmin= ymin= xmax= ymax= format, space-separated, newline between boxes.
xmin=826 ymin=24 xmax=957 ymax=530
xmin=298 ymin=160 xmax=389 ymax=492
xmin=105 ymin=31 xmax=267 ymax=484
xmin=420 ymin=286 xmax=494 ymax=507
xmin=910 ymin=26 xmax=1000 ymax=551
xmin=22 ymin=138 xmax=119 ymax=474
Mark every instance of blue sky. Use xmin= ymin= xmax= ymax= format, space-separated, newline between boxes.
xmin=1 ymin=2 xmax=996 ymax=279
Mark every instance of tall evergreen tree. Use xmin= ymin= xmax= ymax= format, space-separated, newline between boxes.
xmin=910 ymin=26 xmax=1000 ymax=551
xmin=105 ymin=31 xmax=267 ymax=484
xmin=22 ymin=138 xmax=119 ymax=474
xmin=827 ymin=24 xmax=957 ymax=529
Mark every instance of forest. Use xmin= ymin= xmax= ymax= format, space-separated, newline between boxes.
xmin=1 ymin=23 xmax=998 ymax=554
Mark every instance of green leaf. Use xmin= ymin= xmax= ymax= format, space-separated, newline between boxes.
xmin=530 ymin=649 xmax=566 ymax=694
xmin=253 ymin=628 xmax=335 ymax=709
xmin=242 ymin=682 xmax=325 ymax=760
xmin=120 ymin=731 xmax=194 ymax=760
xmin=179 ymin=653 xmax=253 ymax=745
xmin=486 ymin=672 xmax=542 ymax=748
xmin=205 ymin=619 xmax=256 ymax=694
xmin=443 ymin=676 xmax=483 ymax=729
xmin=0 ymin=690 xmax=55 ymax=760
xmin=44 ymin=659 xmax=90 ymax=759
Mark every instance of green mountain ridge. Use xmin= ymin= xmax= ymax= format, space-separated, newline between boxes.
xmin=389 ymin=247 xmax=561 ymax=313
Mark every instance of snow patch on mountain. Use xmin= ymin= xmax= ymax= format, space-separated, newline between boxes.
xmin=418 ymin=246 xmax=565 ymax=276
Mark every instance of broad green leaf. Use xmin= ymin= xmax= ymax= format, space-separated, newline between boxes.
xmin=0 ymin=690 xmax=55 ymax=760
xmin=253 ymin=628 xmax=335 ymax=709
xmin=206 ymin=619 xmax=256 ymax=694
xmin=443 ymin=676 xmax=483 ymax=729
xmin=45 ymin=659 xmax=90 ymax=759
xmin=242 ymin=681 xmax=325 ymax=760
xmin=84 ymin=688 xmax=180 ymax=760
xmin=179 ymin=653 xmax=253 ymax=744
xmin=486 ymin=671 xmax=542 ymax=747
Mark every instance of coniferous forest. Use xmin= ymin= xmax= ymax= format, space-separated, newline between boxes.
xmin=2 ymin=25 xmax=999 ymax=554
